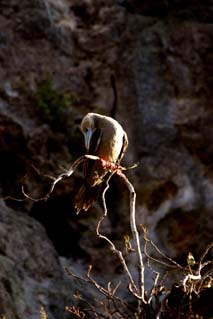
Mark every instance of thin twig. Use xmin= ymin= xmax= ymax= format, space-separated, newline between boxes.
xmin=87 ymin=265 xmax=111 ymax=297
xmin=1 ymin=196 xmax=26 ymax=202
xmin=66 ymin=267 xmax=134 ymax=318
xmin=198 ymin=242 xmax=213 ymax=274
xmin=21 ymin=155 xmax=97 ymax=201
xmin=2 ymin=155 xmax=136 ymax=203
xmin=87 ymin=266 xmax=133 ymax=319
xmin=87 ymin=266 xmax=131 ymax=318
xmin=141 ymin=225 xmax=184 ymax=270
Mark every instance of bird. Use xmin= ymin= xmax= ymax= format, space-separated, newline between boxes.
xmin=75 ymin=112 xmax=128 ymax=213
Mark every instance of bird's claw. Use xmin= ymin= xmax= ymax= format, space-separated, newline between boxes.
xmin=100 ymin=159 xmax=123 ymax=175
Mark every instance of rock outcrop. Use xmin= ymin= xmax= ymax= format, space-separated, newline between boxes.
xmin=0 ymin=0 xmax=212 ymax=317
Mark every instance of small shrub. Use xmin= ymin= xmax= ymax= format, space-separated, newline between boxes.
xmin=35 ymin=74 xmax=76 ymax=123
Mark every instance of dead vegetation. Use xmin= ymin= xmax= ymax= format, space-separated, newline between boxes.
xmin=4 ymin=155 xmax=213 ymax=318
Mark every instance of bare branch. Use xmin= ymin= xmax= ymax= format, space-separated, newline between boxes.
xmin=96 ymin=173 xmax=140 ymax=299
xmin=66 ymin=266 xmax=135 ymax=318
xmin=1 ymin=195 xmax=26 ymax=202
xmin=198 ymin=242 xmax=213 ymax=274
xmin=21 ymin=155 xmax=98 ymax=201
xmin=119 ymin=173 xmax=147 ymax=303
xmin=107 ymin=281 xmax=121 ymax=297
xmin=65 ymin=306 xmax=86 ymax=318
xmin=141 ymin=225 xmax=184 ymax=270
xmin=87 ymin=265 xmax=110 ymax=297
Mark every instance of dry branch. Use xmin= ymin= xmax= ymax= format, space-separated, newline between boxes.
xmin=21 ymin=155 xmax=100 ymax=201
xmin=96 ymin=173 xmax=140 ymax=298
xmin=119 ymin=173 xmax=147 ymax=303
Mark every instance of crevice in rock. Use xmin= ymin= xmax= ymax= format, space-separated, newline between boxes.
xmin=0 ymin=115 xmax=29 ymax=202
xmin=30 ymin=194 xmax=90 ymax=261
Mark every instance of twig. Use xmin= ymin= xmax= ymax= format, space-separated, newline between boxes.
xmin=1 ymin=196 xmax=26 ymax=202
xmin=2 ymin=155 xmax=136 ymax=203
xmin=65 ymin=306 xmax=86 ymax=318
xmin=198 ymin=242 xmax=213 ymax=274
xmin=87 ymin=266 xmax=132 ymax=319
xmin=21 ymin=155 xmax=98 ymax=201
xmin=65 ymin=267 xmax=134 ymax=318
xmin=96 ymin=174 xmax=140 ymax=298
xmin=141 ymin=225 xmax=183 ymax=270
xmin=87 ymin=265 xmax=111 ymax=297
xmin=119 ymin=173 xmax=147 ymax=303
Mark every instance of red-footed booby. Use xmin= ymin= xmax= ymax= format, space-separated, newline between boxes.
xmin=75 ymin=112 xmax=128 ymax=213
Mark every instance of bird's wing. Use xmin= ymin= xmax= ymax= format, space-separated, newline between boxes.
xmin=83 ymin=128 xmax=103 ymax=180
xmin=88 ymin=128 xmax=103 ymax=156
xmin=117 ymin=132 xmax=128 ymax=164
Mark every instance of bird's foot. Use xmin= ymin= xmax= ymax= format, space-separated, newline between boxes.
xmin=100 ymin=159 xmax=123 ymax=175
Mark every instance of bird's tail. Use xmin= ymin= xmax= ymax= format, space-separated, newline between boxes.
xmin=74 ymin=183 xmax=101 ymax=214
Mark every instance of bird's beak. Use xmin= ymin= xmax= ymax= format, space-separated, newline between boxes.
xmin=84 ymin=128 xmax=93 ymax=150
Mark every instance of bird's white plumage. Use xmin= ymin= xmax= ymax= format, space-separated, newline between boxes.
xmin=75 ymin=112 xmax=128 ymax=212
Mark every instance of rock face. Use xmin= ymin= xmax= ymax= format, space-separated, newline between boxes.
xmin=0 ymin=0 xmax=212 ymax=317
xmin=0 ymin=200 xmax=73 ymax=319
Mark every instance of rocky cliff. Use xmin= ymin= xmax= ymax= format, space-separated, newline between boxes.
xmin=0 ymin=0 xmax=212 ymax=318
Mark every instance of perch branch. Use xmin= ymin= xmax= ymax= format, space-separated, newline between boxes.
xmin=119 ymin=173 xmax=147 ymax=303
xmin=96 ymin=173 xmax=140 ymax=299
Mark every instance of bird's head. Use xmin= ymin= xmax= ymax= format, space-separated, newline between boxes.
xmin=81 ymin=113 xmax=96 ymax=150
